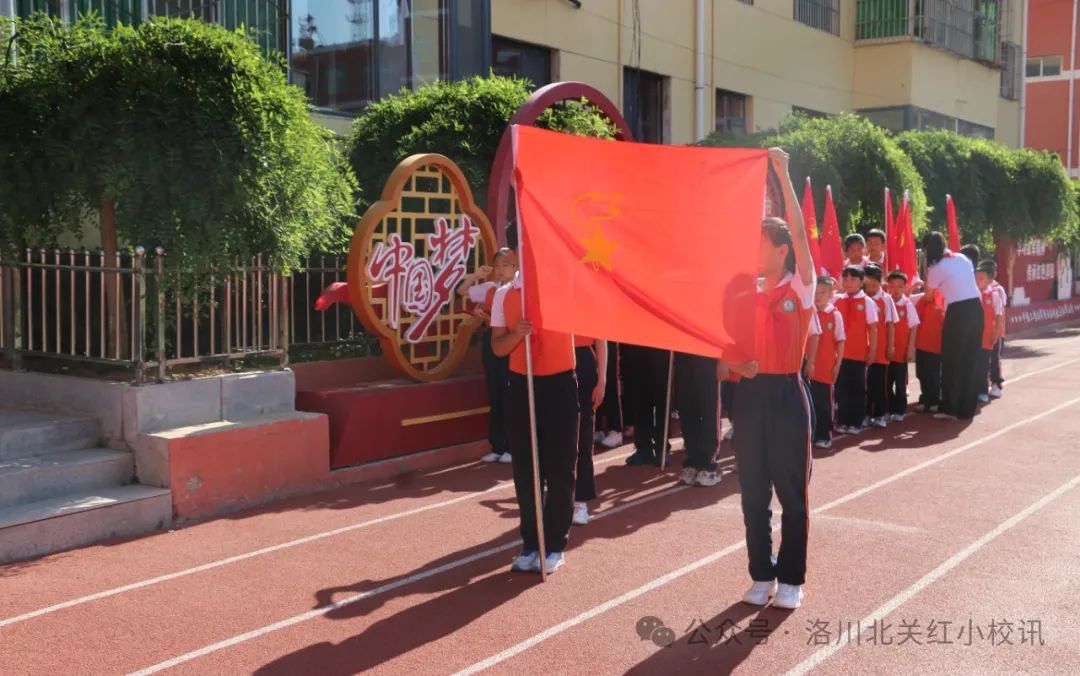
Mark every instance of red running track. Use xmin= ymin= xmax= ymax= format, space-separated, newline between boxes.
xmin=2 ymin=326 xmax=1080 ymax=675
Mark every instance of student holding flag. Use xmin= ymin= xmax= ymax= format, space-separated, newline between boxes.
xmin=490 ymin=274 xmax=578 ymax=576
xmin=723 ymin=147 xmax=816 ymax=611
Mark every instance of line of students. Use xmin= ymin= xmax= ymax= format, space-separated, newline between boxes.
xmin=461 ymin=149 xmax=1003 ymax=615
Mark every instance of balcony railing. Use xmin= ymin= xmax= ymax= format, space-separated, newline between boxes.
xmin=856 ymin=0 xmax=1004 ymax=66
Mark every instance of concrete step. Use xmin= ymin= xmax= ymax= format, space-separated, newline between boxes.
xmin=0 ymin=449 xmax=135 ymax=509
xmin=0 ymin=410 xmax=99 ymax=461
xmin=0 ymin=485 xmax=171 ymax=565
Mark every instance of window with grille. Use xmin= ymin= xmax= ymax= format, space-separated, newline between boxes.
xmin=716 ymin=88 xmax=748 ymax=135
xmin=492 ymin=35 xmax=552 ymax=88
xmin=794 ymin=0 xmax=840 ymax=36
xmin=623 ymin=67 xmax=666 ymax=144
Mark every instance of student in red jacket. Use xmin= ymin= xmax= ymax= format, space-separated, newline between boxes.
xmin=886 ymin=270 xmax=920 ymax=421
xmin=863 ymin=264 xmax=897 ymax=428
xmin=806 ymin=277 xmax=845 ymax=449
xmin=974 ymin=260 xmax=1005 ymax=405
xmin=572 ymin=336 xmax=607 ymax=526
xmin=723 ymin=147 xmax=816 ymax=611
xmin=833 ymin=266 xmax=879 ymax=434
xmin=913 ymin=287 xmax=945 ymax=412
xmin=459 ymin=248 xmax=518 ymax=463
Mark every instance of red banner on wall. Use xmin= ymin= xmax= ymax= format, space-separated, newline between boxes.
xmin=997 ymin=237 xmax=1060 ymax=305
xmin=1007 ymin=297 xmax=1080 ymax=334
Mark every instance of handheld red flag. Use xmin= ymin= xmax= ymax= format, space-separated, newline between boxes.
xmin=802 ymin=177 xmax=824 ymax=275
xmin=820 ymin=185 xmax=845 ymax=279
xmin=885 ymin=187 xmax=898 ymax=268
xmin=896 ymin=191 xmax=919 ymax=282
xmin=946 ymin=194 xmax=961 ymax=251
xmin=512 ymin=125 xmax=766 ymax=361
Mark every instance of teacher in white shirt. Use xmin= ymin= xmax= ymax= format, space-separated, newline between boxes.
xmin=923 ymin=232 xmax=984 ymax=421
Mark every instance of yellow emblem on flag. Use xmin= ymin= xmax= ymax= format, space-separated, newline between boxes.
xmin=573 ymin=192 xmax=622 ymax=272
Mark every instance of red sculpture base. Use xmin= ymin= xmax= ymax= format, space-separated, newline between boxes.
xmin=293 ymin=353 xmax=489 ymax=469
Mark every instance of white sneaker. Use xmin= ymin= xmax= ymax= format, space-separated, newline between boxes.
xmin=814 ymin=440 xmax=832 ymax=449
xmin=572 ymin=502 xmax=590 ymax=525
xmin=695 ymin=470 xmax=722 ymax=487
xmin=933 ymin=412 xmax=957 ymax=421
xmin=723 ymin=427 xmax=734 ymax=441
xmin=891 ymin=414 xmax=905 ymax=422
xmin=772 ymin=583 xmax=803 ymax=609
xmin=930 ymin=405 xmax=940 ymax=413
xmin=873 ymin=417 xmax=888 ymax=428
xmin=977 ymin=393 xmax=991 ymax=403
xmin=482 ymin=452 xmax=501 ymax=463
xmin=680 ymin=468 xmax=699 ymax=486
xmin=989 ymin=385 xmax=1003 ymax=399
xmin=742 ymin=580 xmax=778 ymax=606
xmin=600 ymin=431 xmax=624 ymax=449
xmin=593 ymin=431 xmax=604 ymax=443
xmin=498 ymin=452 xmax=513 ymax=463
xmin=510 ymin=551 xmax=539 ymax=572
xmin=539 ymin=552 xmax=565 ymax=574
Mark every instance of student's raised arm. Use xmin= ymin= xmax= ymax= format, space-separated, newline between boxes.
xmin=770 ymin=147 xmax=814 ymax=288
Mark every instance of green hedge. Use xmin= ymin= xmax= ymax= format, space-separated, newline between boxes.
xmin=0 ymin=14 xmax=357 ymax=269
xmin=347 ymin=76 xmax=617 ymax=210
xmin=703 ymin=114 xmax=1080 ymax=248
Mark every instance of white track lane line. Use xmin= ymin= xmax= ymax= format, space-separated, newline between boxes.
xmin=0 ymin=448 xmax=643 ymax=629
xmin=6 ymin=341 xmax=1077 ymax=633
xmin=450 ymin=392 xmax=1080 ymax=676
xmin=125 ymin=485 xmax=691 ymax=676
xmin=786 ymin=472 xmax=1080 ymax=676
xmin=130 ymin=391 xmax=1080 ymax=676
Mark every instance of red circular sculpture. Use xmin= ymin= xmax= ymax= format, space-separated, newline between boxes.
xmin=486 ymin=82 xmax=635 ymax=247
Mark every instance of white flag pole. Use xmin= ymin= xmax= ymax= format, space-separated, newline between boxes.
xmin=659 ymin=350 xmax=674 ymax=472
xmin=512 ymin=126 xmax=547 ymax=581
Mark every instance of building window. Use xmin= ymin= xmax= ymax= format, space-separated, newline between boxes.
xmin=492 ymin=35 xmax=552 ymax=88
xmin=1026 ymin=55 xmax=1063 ymax=78
xmin=290 ymin=1 xmax=490 ymax=114
xmin=858 ymin=105 xmax=994 ymax=138
xmin=794 ymin=0 xmax=840 ymax=36
xmin=1001 ymin=41 xmax=1021 ymax=100
xmin=715 ymin=89 xmax=748 ymax=134
xmin=623 ymin=67 xmax=666 ymax=144
xmin=792 ymin=105 xmax=829 ymax=119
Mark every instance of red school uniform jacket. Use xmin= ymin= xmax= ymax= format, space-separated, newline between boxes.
xmin=914 ymin=293 xmax=944 ymax=354
xmin=811 ymin=304 xmax=845 ymax=385
xmin=834 ymin=292 xmax=879 ymax=362
xmin=890 ymin=295 xmax=921 ymax=362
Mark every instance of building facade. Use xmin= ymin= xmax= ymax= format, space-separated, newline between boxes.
xmin=4 ymin=0 xmax=1024 ymax=146
xmin=1023 ymin=0 xmax=1080 ymax=177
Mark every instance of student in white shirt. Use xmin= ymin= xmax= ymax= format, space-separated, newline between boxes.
xmin=924 ymin=232 xmax=984 ymax=421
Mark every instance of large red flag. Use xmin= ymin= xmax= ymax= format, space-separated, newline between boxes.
xmin=820 ymin=185 xmax=845 ymax=278
xmin=512 ymin=125 xmax=766 ymax=361
xmin=946 ymin=194 xmax=961 ymax=251
xmin=895 ymin=191 xmax=918 ymax=282
xmin=802 ymin=177 xmax=824 ymax=275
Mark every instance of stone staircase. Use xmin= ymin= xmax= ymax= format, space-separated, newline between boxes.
xmin=0 ymin=408 xmax=171 ymax=565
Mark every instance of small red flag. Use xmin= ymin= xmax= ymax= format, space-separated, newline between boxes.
xmin=946 ymin=194 xmax=961 ymax=251
xmin=885 ymin=187 xmax=898 ymax=268
xmin=820 ymin=185 xmax=845 ymax=279
xmin=896 ymin=191 xmax=918 ymax=282
xmin=802 ymin=177 xmax=824 ymax=275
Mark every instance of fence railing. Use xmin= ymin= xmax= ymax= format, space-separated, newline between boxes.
xmin=0 ymin=247 xmax=368 ymax=382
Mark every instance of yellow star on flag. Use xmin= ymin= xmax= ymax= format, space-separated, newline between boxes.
xmin=580 ymin=227 xmax=618 ymax=271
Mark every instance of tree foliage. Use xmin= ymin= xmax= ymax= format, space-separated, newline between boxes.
xmin=347 ymin=75 xmax=617 ymax=209
xmin=701 ymin=114 xmax=928 ymax=235
xmin=897 ymin=130 xmax=1079 ymax=249
xmin=0 ymin=15 xmax=357 ymax=268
